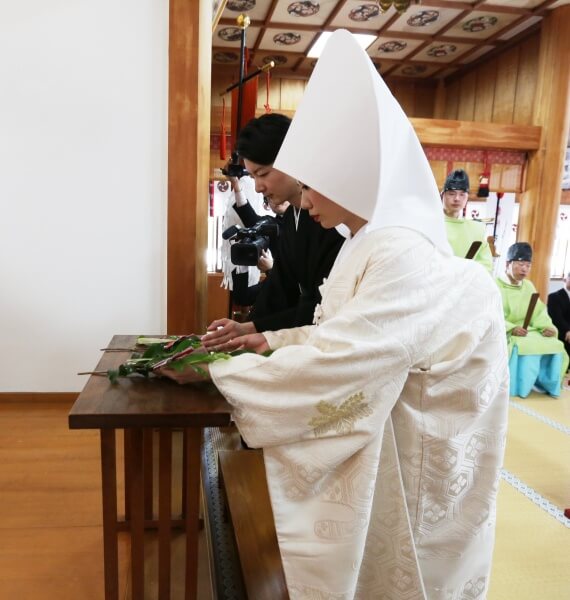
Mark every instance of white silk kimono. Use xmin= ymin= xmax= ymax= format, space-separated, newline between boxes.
xmin=210 ymin=227 xmax=509 ymax=600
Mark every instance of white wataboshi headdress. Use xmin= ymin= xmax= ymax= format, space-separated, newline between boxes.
xmin=274 ymin=29 xmax=451 ymax=255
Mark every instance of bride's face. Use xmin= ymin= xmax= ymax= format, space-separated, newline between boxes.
xmin=299 ymin=184 xmax=366 ymax=235
xmin=299 ymin=185 xmax=346 ymax=228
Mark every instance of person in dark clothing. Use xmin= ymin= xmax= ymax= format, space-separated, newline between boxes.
xmin=203 ymin=113 xmax=345 ymax=348
xmin=547 ymin=272 xmax=570 ymax=364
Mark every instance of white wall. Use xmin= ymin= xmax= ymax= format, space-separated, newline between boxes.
xmin=0 ymin=1 xmax=169 ymax=391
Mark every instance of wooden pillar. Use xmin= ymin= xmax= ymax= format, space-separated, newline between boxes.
xmin=167 ymin=0 xmax=212 ymax=334
xmin=518 ymin=6 xmax=570 ymax=298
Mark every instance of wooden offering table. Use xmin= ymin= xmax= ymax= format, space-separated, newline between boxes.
xmin=69 ymin=335 xmax=232 ymax=600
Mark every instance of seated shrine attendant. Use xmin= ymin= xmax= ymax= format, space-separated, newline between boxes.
xmin=496 ymin=242 xmax=568 ymax=398
xmin=442 ymin=169 xmax=493 ymax=272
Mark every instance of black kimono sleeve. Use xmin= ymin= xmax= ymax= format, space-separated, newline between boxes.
xmin=233 ymin=201 xmax=262 ymax=228
xmin=249 ymin=207 xmax=344 ymax=332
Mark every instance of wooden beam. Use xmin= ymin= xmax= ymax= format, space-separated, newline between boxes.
xmin=410 ymin=118 xmax=541 ymax=150
xmin=534 ymin=0 xmax=563 ymax=16
xmin=517 ymin=5 xmax=570 ymax=298
xmin=473 ymin=2 xmax=531 ymax=16
xmin=323 ymin=0 xmax=348 ymax=29
xmin=167 ymin=0 xmax=212 ymax=334
xmin=377 ymin=11 xmax=401 ymax=35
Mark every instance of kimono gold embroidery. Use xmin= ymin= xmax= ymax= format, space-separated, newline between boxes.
xmin=309 ymin=392 xmax=372 ymax=437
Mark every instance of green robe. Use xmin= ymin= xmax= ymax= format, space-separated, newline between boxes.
xmin=445 ymin=216 xmax=493 ymax=272
xmin=496 ymin=277 xmax=568 ymax=369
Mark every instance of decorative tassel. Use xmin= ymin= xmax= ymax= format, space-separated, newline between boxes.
xmin=477 ymin=173 xmax=490 ymax=198
xmin=478 ymin=152 xmax=490 ymax=198
xmin=220 ymin=96 xmax=227 ymax=160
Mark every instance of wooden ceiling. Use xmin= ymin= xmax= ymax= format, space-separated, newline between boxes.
xmin=213 ymin=0 xmax=570 ymax=80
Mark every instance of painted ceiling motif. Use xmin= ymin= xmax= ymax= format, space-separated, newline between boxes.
xmin=213 ymin=0 xmax=570 ymax=80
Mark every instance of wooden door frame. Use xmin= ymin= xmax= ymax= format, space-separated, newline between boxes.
xmin=167 ymin=0 xmax=213 ymax=334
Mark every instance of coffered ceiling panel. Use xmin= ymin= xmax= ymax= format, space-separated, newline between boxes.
xmin=254 ymin=50 xmax=301 ymax=68
xmin=214 ymin=24 xmax=262 ymax=47
xmin=296 ymin=57 xmax=321 ymax=71
xmin=329 ymin=2 xmax=397 ymax=31
xmin=374 ymin=60 xmax=398 ymax=75
xmin=367 ymin=36 xmax=425 ymax=60
xmin=389 ymin=7 xmax=462 ymax=35
xmin=212 ymin=0 xmax=570 ymax=80
xmin=213 ymin=49 xmax=242 ymax=65
xmin=222 ymin=0 xmax=271 ymax=21
xmin=413 ymin=41 xmax=476 ymax=63
xmin=257 ymin=27 xmax=315 ymax=52
xmin=390 ymin=62 xmax=441 ymax=77
xmin=445 ymin=10 xmax=521 ymax=40
xmin=270 ymin=0 xmax=338 ymax=25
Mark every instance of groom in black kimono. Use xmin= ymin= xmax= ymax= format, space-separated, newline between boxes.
xmin=203 ymin=114 xmax=345 ymax=349
xmin=547 ymin=272 xmax=570 ymax=363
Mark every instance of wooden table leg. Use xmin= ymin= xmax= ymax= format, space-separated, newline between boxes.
xmin=158 ymin=429 xmax=172 ymax=600
xmin=184 ymin=428 xmax=201 ymax=600
xmin=100 ymin=429 xmax=119 ymax=600
xmin=123 ymin=429 xmax=131 ymax=521
xmin=181 ymin=432 xmax=187 ymax=519
xmin=143 ymin=428 xmax=154 ymax=520
xmin=129 ymin=429 xmax=145 ymax=599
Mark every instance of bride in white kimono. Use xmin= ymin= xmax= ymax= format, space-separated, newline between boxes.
xmin=161 ymin=30 xmax=509 ymax=600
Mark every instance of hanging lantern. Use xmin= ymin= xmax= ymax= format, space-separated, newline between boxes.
xmin=377 ymin=0 xmax=415 ymax=13
xmin=394 ymin=0 xmax=412 ymax=13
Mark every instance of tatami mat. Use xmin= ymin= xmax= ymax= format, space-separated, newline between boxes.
xmin=516 ymin=388 xmax=570 ymax=429
xmin=503 ymin=407 xmax=570 ymax=507
xmin=489 ymin=390 xmax=570 ymax=600
xmin=490 ymin=482 xmax=569 ymax=600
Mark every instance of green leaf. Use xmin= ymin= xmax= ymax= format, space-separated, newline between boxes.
xmin=107 ymin=339 xmax=263 ymax=384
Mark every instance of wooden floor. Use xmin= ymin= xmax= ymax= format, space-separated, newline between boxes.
xmin=0 ymin=398 xmax=212 ymax=600
xmin=0 ymin=393 xmax=568 ymax=599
